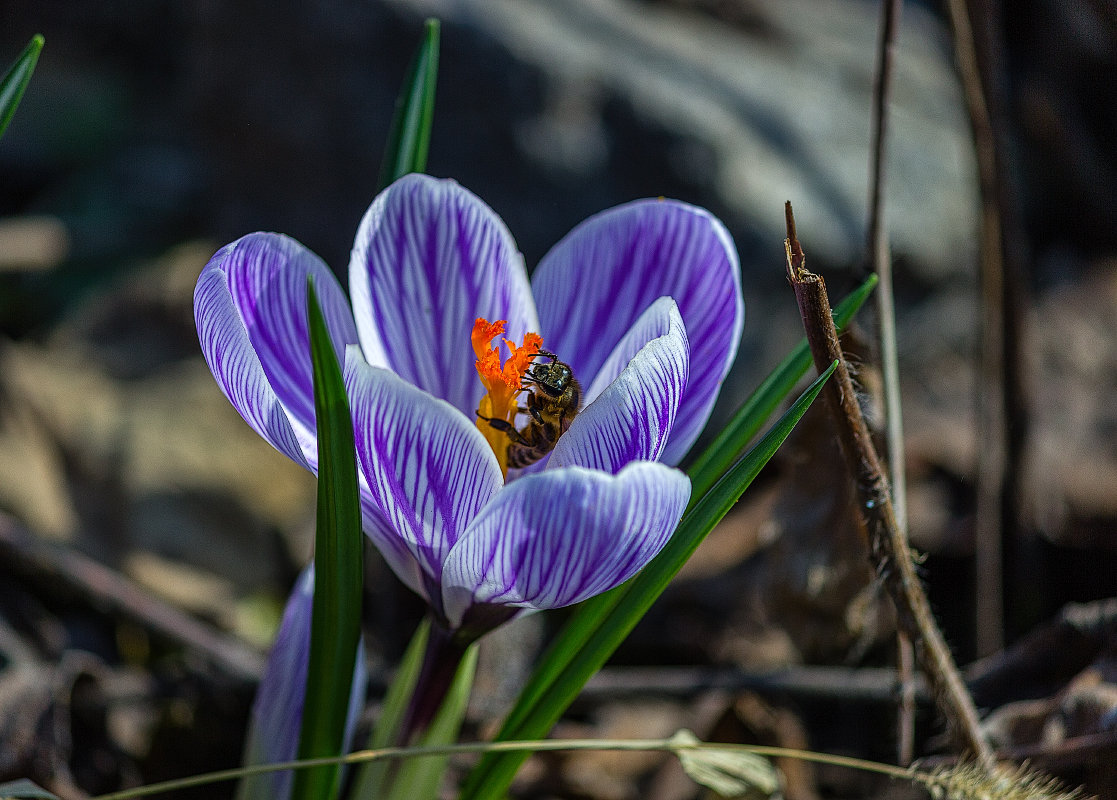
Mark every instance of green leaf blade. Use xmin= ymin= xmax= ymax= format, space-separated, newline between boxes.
xmin=461 ymin=276 xmax=876 ymax=797
xmin=384 ymin=644 xmax=478 ymax=800
xmin=292 ymin=283 xmax=365 ymax=800
xmin=685 ymin=272 xmax=877 ymax=499
xmin=0 ymin=34 xmax=44 ymax=141
xmin=460 ymin=362 xmax=837 ymax=799
xmin=349 ymin=620 xmax=432 ymax=798
xmin=378 ymin=19 xmax=440 ymax=189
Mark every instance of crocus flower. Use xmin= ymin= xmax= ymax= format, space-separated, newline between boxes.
xmin=195 ymin=173 xmax=743 ymax=773
xmin=196 ymin=173 xmax=743 ymax=637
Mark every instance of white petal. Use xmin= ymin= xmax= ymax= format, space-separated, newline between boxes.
xmin=441 ymin=462 xmax=690 ymax=628
xmin=550 ymin=298 xmax=689 ymax=473
xmin=194 ymin=232 xmax=359 ymax=468
xmin=345 ymin=354 xmax=504 ymax=617
xmin=533 ymin=199 xmax=743 ymax=464
xmin=349 ymin=174 xmax=539 ymax=417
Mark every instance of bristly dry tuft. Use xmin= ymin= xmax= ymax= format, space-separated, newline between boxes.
xmin=912 ymin=762 xmax=1093 ymax=800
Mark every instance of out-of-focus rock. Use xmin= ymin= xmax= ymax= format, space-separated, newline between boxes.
xmin=385 ymin=0 xmax=979 ymax=281
xmin=0 ymin=216 xmax=71 ymax=273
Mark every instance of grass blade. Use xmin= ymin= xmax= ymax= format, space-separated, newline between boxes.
xmin=460 ymin=362 xmax=838 ymax=799
xmin=462 ymin=275 xmax=877 ymax=777
xmin=0 ymin=34 xmax=44 ymax=140
xmin=377 ymin=19 xmax=440 ymax=189
xmin=384 ymin=644 xmax=478 ymax=800
xmin=292 ymin=283 xmax=365 ymax=800
xmin=685 ymin=272 xmax=877 ymax=499
xmin=348 ymin=620 xmax=431 ymax=798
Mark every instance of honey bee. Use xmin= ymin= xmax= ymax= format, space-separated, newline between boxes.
xmin=479 ymin=350 xmax=582 ymax=468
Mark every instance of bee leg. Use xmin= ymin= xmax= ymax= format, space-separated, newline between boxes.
xmin=510 ymin=403 xmax=546 ymax=426
xmin=476 ymin=411 xmax=532 ymax=446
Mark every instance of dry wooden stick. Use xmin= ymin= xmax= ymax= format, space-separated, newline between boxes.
xmin=0 ymin=511 xmax=265 ymax=682
xmin=784 ymin=203 xmax=995 ymax=770
xmin=945 ymin=0 xmax=1005 ymax=660
xmin=865 ymin=0 xmax=915 ymax=764
xmin=581 ymin=665 xmax=930 ymax=705
xmin=945 ymin=0 xmax=1031 ymax=657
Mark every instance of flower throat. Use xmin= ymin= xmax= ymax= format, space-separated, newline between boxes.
xmin=471 ymin=318 xmax=582 ymax=478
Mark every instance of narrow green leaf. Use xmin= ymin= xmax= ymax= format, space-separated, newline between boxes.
xmin=460 ymin=362 xmax=838 ymax=799
xmin=377 ymin=19 xmax=440 ymax=189
xmin=349 ymin=620 xmax=432 ymax=798
xmin=685 ymin=272 xmax=877 ymax=499
xmin=0 ymin=34 xmax=44 ymax=140
xmin=461 ymin=275 xmax=877 ymax=788
xmin=384 ymin=644 xmax=478 ymax=800
xmin=292 ymin=282 xmax=365 ymax=800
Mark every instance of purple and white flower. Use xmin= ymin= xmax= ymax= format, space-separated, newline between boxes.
xmin=195 ymin=173 xmax=743 ymax=633
xmin=196 ymin=174 xmax=742 ymax=785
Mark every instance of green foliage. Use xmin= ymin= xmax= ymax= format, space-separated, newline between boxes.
xmin=378 ymin=19 xmax=440 ymax=189
xmin=383 ymin=645 xmax=478 ymax=800
xmin=292 ymin=283 xmax=365 ymax=800
xmin=460 ymin=361 xmax=839 ymax=799
xmin=0 ymin=34 xmax=43 ymax=141
xmin=685 ymin=272 xmax=877 ymax=500
xmin=349 ymin=621 xmax=433 ymax=798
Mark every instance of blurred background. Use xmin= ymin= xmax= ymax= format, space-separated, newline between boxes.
xmin=1 ymin=0 xmax=1115 ymax=797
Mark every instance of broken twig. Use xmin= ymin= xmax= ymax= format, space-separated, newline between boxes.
xmin=784 ymin=202 xmax=995 ymax=770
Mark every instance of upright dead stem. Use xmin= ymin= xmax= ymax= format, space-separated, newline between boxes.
xmin=866 ymin=0 xmax=914 ymax=764
xmin=784 ymin=202 xmax=995 ymax=771
xmin=945 ymin=0 xmax=1031 ymax=656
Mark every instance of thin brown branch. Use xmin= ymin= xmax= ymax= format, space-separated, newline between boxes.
xmin=866 ymin=0 xmax=902 ymax=289
xmin=945 ymin=0 xmax=1005 ymax=661
xmin=946 ymin=0 xmax=1031 ymax=657
xmin=866 ymin=0 xmax=914 ymax=765
xmin=580 ymin=665 xmax=931 ymax=705
xmin=784 ymin=203 xmax=995 ymax=770
xmin=0 ymin=511 xmax=265 ymax=682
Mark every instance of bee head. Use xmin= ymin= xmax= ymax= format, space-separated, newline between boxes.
xmin=527 ymin=352 xmax=572 ymax=397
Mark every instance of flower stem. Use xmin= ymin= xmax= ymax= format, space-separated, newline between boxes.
xmin=399 ymin=621 xmax=471 ymax=742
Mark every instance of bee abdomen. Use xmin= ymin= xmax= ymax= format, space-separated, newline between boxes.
xmin=506 ymin=445 xmax=544 ymax=469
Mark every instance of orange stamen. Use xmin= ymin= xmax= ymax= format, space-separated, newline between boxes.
xmin=471 ymin=318 xmax=505 ymax=361
xmin=471 ymin=318 xmax=544 ymax=477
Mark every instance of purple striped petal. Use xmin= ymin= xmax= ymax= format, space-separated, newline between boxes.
xmin=441 ymin=462 xmax=690 ymax=628
xmin=349 ymin=174 xmax=539 ymax=417
xmin=194 ymin=233 xmax=359 ymax=469
xmin=345 ymin=355 xmax=504 ymax=617
xmin=549 ymin=298 xmax=689 ymax=473
xmin=533 ymin=199 xmax=743 ymax=464
xmin=358 ymin=488 xmax=429 ymax=602
xmin=239 ymin=567 xmax=368 ymax=800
